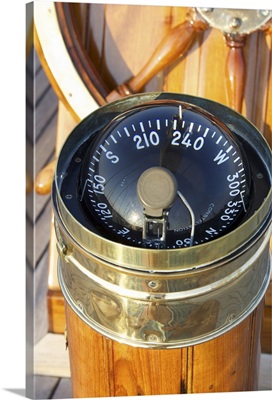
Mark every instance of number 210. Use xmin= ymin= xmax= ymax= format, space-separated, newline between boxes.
xmin=133 ymin=131 xmax=160 ymax=150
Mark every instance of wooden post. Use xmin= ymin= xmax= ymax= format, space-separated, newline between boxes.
xmin=224 ymin=34 xmax=247 ymax=113
xmin=65 ymin=300 xmax=263 ymax=397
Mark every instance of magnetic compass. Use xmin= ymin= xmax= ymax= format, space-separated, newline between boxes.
xmin=53 ymin=92 xmax=271 ymax=347
xmin=56 ymin=93 xmax=270 ymax=253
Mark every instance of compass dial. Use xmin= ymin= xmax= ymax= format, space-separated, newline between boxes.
xmin=54 ymin=93 xmax=271 ymax=350
xmin=79 ymin=100 xmax=250 ymax=249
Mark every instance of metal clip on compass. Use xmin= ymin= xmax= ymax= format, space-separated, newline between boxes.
xmin=137 ymin=166 xmax=178 ymax=248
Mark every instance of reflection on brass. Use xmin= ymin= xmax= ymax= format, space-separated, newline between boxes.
xmin=56 ymin=225 xmax=271 ymax=348
xmin=166 ymin=300 xmax=219 ymax=340
xmin=91 ymin=290 xmax=123 ymax=331
xmin=196 ymin=8 xmax=272 ymax=34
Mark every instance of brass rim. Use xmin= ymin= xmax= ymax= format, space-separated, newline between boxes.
xmin=54 ymin=92 xmax=272 ymax=272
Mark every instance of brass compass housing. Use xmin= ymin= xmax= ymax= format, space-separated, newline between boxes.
xmin=53 ymin=93 xmax=271 ymax=348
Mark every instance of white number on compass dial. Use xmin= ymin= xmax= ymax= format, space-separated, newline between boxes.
xmin=80 ymin=100 xmax=250 ymax=249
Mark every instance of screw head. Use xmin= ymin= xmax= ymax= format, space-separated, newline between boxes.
xmin=229 ymin=17 xmax=242 ymax=29
xmin=259 ymin=10 xmax=269 ymax=17
xmin=147 ymin=333 xmax=160 ymax=342
xmin=148 ymin=280 xmax=160 ymax=289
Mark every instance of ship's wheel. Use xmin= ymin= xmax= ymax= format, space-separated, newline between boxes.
xmin=53 ymin=4 xmax=272 ymax=114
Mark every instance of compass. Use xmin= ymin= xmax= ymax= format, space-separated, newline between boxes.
xmin=78 ymin=100 xmax=250 ymax=249
xmin=56 ymin=93 xmax=270 ymax=256
xmin=53 ymin=92 xmax=271 ymax=347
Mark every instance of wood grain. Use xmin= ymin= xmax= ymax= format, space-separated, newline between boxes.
xmin=47 ymin=289 xmax=66 ymax=334
xmin=65 ymin=301 xmax=263 ymax=397
xmin=33 ymin=334 xmax=271 ymax=391
xmin=224 ymin=34 xmax=246 ymax=113
xmin=106 ymin=10 xmax=208 ymax=101
xmin=261 ymin=277 xmax=272 ymax=353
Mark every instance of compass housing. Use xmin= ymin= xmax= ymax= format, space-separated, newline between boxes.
xmin=53 ymin=92 xmax=271 ymax=348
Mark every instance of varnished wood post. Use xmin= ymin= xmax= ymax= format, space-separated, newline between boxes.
xmin=224 ymin=33 xmax=247 ymax=113
xmin=35 ymin=159 xmax=57 ymax=195
xmin=65 ymin=300 xmax=263 ymax=397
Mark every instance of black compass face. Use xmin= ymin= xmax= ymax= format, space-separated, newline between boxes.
xmin=77 ymin=100 xmax=250 ymax=249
